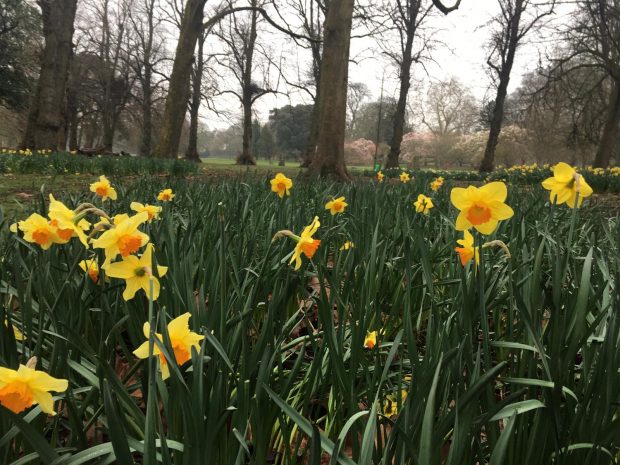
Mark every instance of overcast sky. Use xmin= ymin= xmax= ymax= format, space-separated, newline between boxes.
xmin=201 ymin=1 xmax=575 ymax=130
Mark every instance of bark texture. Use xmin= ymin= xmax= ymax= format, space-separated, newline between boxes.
xmin=308 ymin=0 xmax=354 ymax=180
xmin=185 ymin=33 xmax=205 ymax=162
xmin=22 ymin=0 xmax=78 ymax=151
xmin=594 ymin=78 xmax=620 ymax=168
xmin=153 ymin=0 xmax=206 ymax=157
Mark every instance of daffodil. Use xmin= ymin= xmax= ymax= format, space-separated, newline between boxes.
xmin=325 ymin=196 xmax=348 ymax=215
xmin=289 ymin=217 xmax=321 ymax=270
xmin=48 ymin=195 xmax=91 ymax=247
xmin=130 ymin=202 xmax=162 ymax=222
xmin=455 ymin=230 xmax=479 ymax=266
xmin=104 ymin=244 xmax=168 ymax=301
xmin=90 ymin=175 xmax=117 ymax=201
xmin=430 ymin=176 xmax=444 ymax=191
xmin=413 ymin=194 xmax=433 ymax=214
xmin=79 ymin=258 xmax=101 ymax=283
xmin=133 ymin=313 xmax=204 ymax=380
xmin=450 ymin=182 xmax=514 ymax=235
xmin=91 ymin=212 xmax=150 ymax=267
xmin=364 ymin=330 xmax=377 ymax=349
xmin=541 ymin=162 xmax=593 ymax=208
xmin=399 ymin=172 xmax=410 ymax=183
xmin=340 ymin=241 xmax=355 ymax=251
xmin=383 ymin=390 xmax=408 ymax=417
xmin=270 ymin=173 xmax=293 ymax=198
xmin=377 ymin=171 xmax=384 ymax=182
xmin=0 ymin=361 xmax=68 ymax=415
xmin=11 ymin=213 xmax=61 ymax=249
xmin=157 ymin=188 xmax=175 ymax=202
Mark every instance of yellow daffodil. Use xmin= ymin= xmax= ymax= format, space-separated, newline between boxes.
xmin=340 ymin=241 xmax=355 ymax=251
xmin=430 ymin=176 xmax=444 ymax=191
xmin=413 ymin=194 xmax=434 ymax=215
xmin=104 ymin=244 xmax=168 ymax=301
xmin=541 ymin=162 xmax=593 ymax=208
xmin=383 ymin=390 xmax=408 ymax=417
xmin=399 ymin=172 xmax=410 ymax=183
xmin=377 ymin=171 xmax=384 ymax=182
xmin=0 ymin=361 xmax=68 ymax=415
xmin=48 ymin=195 xmax=91 ymax=247
xmin=450 ymin=182 xmax=514 ymax=235
xmin=5 ymin=321 xmax=24 ymax=341
xmin=11 ymin=213 xmax=61 ymax=249
xmin=455 ymin=230 xmax=479 ymax=266
xmin=270 ymin=173 xmax=293 ymax=198
xmin=325 ymin=196 xmax=348 ymax=215
xmin=79 ymin=258 xmax=101 ymax=283
xmin=364 ymin=330 xmax=378 ymax=349
xmin=290 ymin=216 xmax=321 ymax=270
xmin=157 ymin=188 xmax=175 ymax=202
xmin=130 ymin=202 xmax=162 ymax=222
xmin=91 ymin=212 xmax=150 ymax=267
xmin=133 ymin=313 xmax=204 ymax=380
xmin=90 ymin=175 xmax=117 ymax=201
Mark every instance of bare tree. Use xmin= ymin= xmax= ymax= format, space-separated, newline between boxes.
xmin=347 ymin=81 xmax=370 ymax=134
xmin=422 ymin=77 xmax=479 ymax=136
xmin=21 ymin=0 xmax=78 ymax=150
xmin=381 ymin=0 xmax=433 ymax=168
xmin=479 ymin=0 xmax=555 ymax=172
xmin=127 ymin=0 xmax=167 ymax=156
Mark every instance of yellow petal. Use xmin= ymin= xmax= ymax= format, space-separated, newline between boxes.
xmin=455 ymin=212 xmax=471 ymax=231
xmin=31 ymin=390 xmax=56 ymax=415
xmin=122 ymin=278 xmax=142 ymax=301
xmin=167 ymin=313 xmax=192 ymax=340
xmin=489 ymin=201 xmax=514 ymax=220
xmin=554 ymin=162 xmax=574 ymax=183
xmin=474 ymin=218 xmax=499 ymax=235
xmin=450 ymin=187 xmax=472 ymax=210
xmin=133 ymin=340 xmax=152 ymax=359
xmin=479 ymin=182 xmax=507 ymax=202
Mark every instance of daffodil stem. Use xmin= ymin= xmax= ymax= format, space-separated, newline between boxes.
xmin=144 ymin=277 xmax=157 ymax=465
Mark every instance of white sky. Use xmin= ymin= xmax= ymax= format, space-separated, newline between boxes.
xmin=200 ymin=1 xmax=575 ymax=130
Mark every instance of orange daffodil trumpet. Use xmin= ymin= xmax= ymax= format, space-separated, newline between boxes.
xmin=105 ymin=244 xmax=168 ymax=301
xmin=133 ymin=313 xmax=204 ymax=380
xmin=0 ymin=357 xmax=68 ymax=415
xmin=325 ymin=196 xmax=348 ymax=215
xmin=79 ymin=258 xmax=101 ymax=283
xmin=90 ymin=175 xmax=117 ymax=201
xmin=542 ymin=162 xmax=593 ymax=208
xmin=413 ymin=194 xmax=433 ymax=215
xmin=399 ymin=172 xmax=410 ymax=183
xmin=272 ymin=217 xmax=321 ymax=270
xmin=270 ymin=172 xmax=293 ymax=198
xmin=364 ymin=330 xmax=377 ymax=349
xmin=91 ymin=212 xmax=150 ymax=267
xmin=157 ymin=188 xmax=175 ymax=202
xmin=455 ymin=230 xmax=479 ymax=266
xmin=450 ymin=182 xmax=514 ymax=235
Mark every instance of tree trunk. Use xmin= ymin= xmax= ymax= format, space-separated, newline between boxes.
xmin=594 ymin=78 xmax=620 ymax=168
xmin=386 ymin=52 xmax=414 ymax=169
xmin=22 ymin=0 xmax=78 ymax=150
xmin=479 ymin=0 xmax=523 ymax=173
xmin=154 ymin=0 xmax=206 ymax=158
xmin=301 ymin=11 xmax=322 ymax=168
xmin=185 ymin=34 xmax=205 ymax=162
xmin=479 ymin=73 xmax=511 ymax=172
xmin=236 ymin=5 xmax=258 ymax=166
xmin=140 ymin=76 xmax=153 ymax=157
xmin=308 ymin=0 xmax=354 ymax=180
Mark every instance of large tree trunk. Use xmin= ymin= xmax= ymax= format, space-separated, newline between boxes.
xmin=594 ymin=78 xmax=620 ymax=168
xmin=301 ymin=8 xmax=322 ymax=168
xmin=22 ymin=0 xmax=78 ymax=151
xmin=236 ymin=5 xmax=258 ymax=166
xmin=479 ymin=0 xmax=523 ymax=173
xmin=185 ymin=34 xmax=205 ymax=162
xmin=308 ymin=0 xmax=354 ymax=180
xmin=154 ymin=0 xmax=206 ymax=158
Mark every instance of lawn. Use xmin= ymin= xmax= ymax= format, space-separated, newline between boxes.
xmin=0 ymin=167 xmax=619 ymax=464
